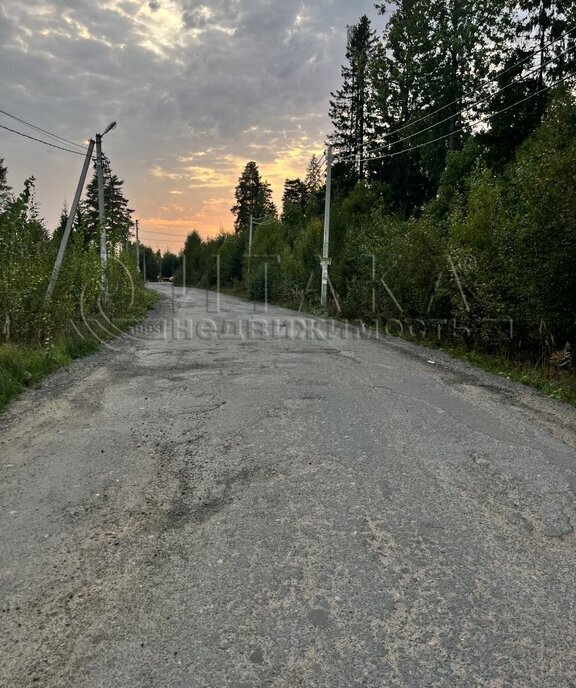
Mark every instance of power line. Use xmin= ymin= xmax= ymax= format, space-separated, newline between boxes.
xmin=139 ymin=230 xmax=192 ymax=238
xmin=133 ymin=232 xmax=187 ymax=242
xmin=355 ymin=69 xmax=576 ymax=165
xmin=136 ymin=241 xmax=184 ymax=249
xmin=390 ymin=24 xmax=576 ymax=135
xmin=137 ymin=239 xmax=183 ymax=244
xmin=0 ymin=123 xmax=87 ymax=156
xmin=338 ymin=23 xmax=576 ymax=162
xmin=346 ymin=43 xmax=576 ymax=161
xmin=0 ymin=107 xmax=88 ymax=151
xmin=134 ymin=241 xmax=183 ymax=247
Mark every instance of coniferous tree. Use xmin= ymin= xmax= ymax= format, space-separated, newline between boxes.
xmin=303 ymin=155 xmax=327 ymax=219
xmin=282 ymin=178 xmax=309 ymax=222
xmin=480 ymin=47 xmax=546 ymax=169
xmin=231 ymin=161 xmax=276 ymax=233
xmin=369 ymin=0 xmax=435 ymax=212
xmin=372 ymin=0 xmax=433 ymax=128
xmin=305 ymin=155 xmax=324 ymax=193
xmin=329 ymin=15 xmax=381 ymax=179
xmin=84 ymin=169 xmax=103 ymax=247
xmin=84 ymin=157 xmax=134 ymax=248
xmin=106 ymin=174 xmax=134 ymax=247
xmin=434 ymin=0 xmax=511 ymax=149
xmin=516 ymin=1 xmax=576 ymax=85
xmin=373 ymin=0 xmax=510 ymax=197
xmin=0 ymin=158 xmax=12 ymax=210
xmin=485 ymin=0 xmax=576 ymax=160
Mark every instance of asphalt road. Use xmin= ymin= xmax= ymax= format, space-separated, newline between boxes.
xmin=1 ymin=284 xmax=575 ymax=687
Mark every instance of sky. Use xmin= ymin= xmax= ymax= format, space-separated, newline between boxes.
xmin=0 ymin=0 xmax=384 ymax=253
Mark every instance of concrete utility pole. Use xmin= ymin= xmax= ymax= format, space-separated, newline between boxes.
xmin=320 ymin=145 xmax=333 ymax=308
xmin=135 ymin=219 xmax=140 ymax=273
xmin=95 ymin=121 xmax=117 ymax=291
xmin=46 ymin=139 xmax=96 ymax=301
xmin=249 ymin=214 xmax=254 ymax=258
xmin=181 ymin=253 xmax=187 ymax=296
xmin=95 ymin=134 xmax=107 ymax=290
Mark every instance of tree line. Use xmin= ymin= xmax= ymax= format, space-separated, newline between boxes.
xmin=175 ymin=2 xmax=576 ymax=367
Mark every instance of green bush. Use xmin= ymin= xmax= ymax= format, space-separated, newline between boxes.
xmin=0 ymin=176 xmax=157 ymax=410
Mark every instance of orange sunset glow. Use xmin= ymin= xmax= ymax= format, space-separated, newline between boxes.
xmin=1 ymin=0 xmax=381 ymax=255
xmin=137 ymin=139 xmax=325 ymax=252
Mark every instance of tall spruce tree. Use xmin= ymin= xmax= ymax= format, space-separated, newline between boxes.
xmin=328 ymin=15 xmax=380 ymax=179
xmin=305 ymin=155 xmax=324 ymax=193
xmin=372 ymin=1 xmax=433 ymax=128
xmin=231 ymin=162 xmax=276 ymax=233
xmin=84 ymin=156 xmax=134 ymax=248
xmin=369 ymin=0 xmax=436 ymax=212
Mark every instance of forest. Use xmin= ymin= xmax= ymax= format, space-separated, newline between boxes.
xmin=173 ymin=1 xmax=576 ymax=398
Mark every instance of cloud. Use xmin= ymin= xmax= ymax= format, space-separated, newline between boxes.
xmin=0 ymin=0 xmax=383 ymax=245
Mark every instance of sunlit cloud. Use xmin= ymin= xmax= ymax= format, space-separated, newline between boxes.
xmin=0 ymin=0 xmax=382 ymax=252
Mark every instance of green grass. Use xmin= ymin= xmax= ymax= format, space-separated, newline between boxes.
xmin=0 ymin=289 xmax=160 ymax=413
xmin=0 ymin=341 xmax=94 ymax=412
xmin=441 ymin=346 xmax=576 ymax=407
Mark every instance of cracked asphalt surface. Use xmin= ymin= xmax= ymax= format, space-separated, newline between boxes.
xmin=1 ymin=284 xmax=575 ymax=687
